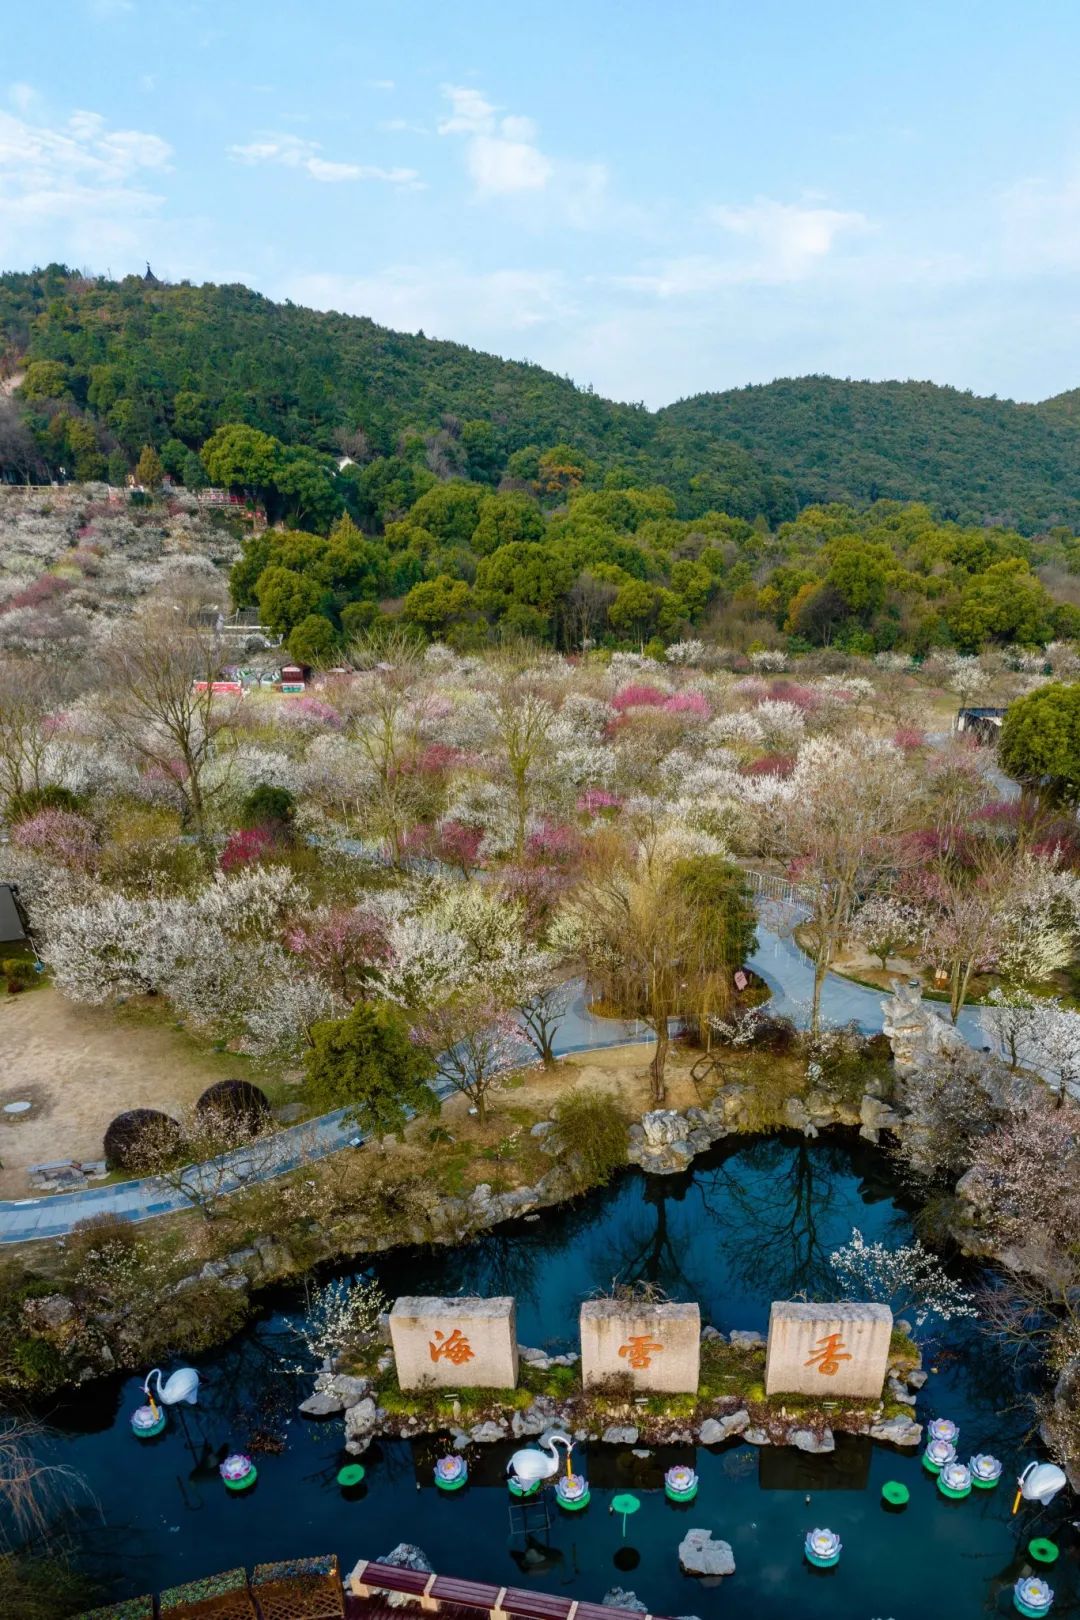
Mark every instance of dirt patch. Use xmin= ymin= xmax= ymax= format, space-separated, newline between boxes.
xmin=0 ymin=987 xmax=273 ymax=1197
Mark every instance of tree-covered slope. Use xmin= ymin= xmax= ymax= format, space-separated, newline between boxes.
xmin=658 ymin=376 xmax=1080 ymax=533
xmin=5 ymin=267 xmax=1080 ymax=534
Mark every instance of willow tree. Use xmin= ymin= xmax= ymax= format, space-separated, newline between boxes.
xmin=566 ymin=845 xmax=757 ymax=1103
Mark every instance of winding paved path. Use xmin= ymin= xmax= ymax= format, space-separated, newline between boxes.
xmin=0 ymin=917 xmax=985 ymax=1245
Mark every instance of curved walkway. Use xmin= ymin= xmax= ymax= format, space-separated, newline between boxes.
xmin=0 ymin=918 xmax=982 ymax=1245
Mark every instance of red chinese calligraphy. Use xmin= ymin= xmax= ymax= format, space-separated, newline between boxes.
xmin=804 ymin=1332 xmax=852 ymax=1376
xmin=618 ymin=1335 xmax=664 ymax=1370
xmin=429 ymin=1328 xmax=475 ymax=1365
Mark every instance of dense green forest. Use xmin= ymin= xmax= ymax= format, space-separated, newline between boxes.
xmin=659 ymin=376 xmax=1080 ymax=532
xmin=6 ymin=266 xmax=1080 ymax=532
xmin=5 ymin=266 xmax=1080 ymax=659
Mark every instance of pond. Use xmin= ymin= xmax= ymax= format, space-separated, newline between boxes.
xmin=37 ymin=1131 xmax=1077 ymax=1620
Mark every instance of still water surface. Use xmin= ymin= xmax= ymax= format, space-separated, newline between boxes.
xmin=43 ymin=1133 xmax=1078 ymax=1620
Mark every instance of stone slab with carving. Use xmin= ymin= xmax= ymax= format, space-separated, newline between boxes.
xmin=764 ymin=1300 xmax=892 ymax=1399
xmin=581 ymin=1299 xmax=700 ymax=1393
xmin=389 ymin=1295 xmax=518 ymax=1390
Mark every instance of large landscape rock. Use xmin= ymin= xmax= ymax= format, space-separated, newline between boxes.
xmin=601 ymin=1425 xmax=639 ymax=1445
xmin=881 ymin=978 xmax=969 ymax=1077
xmin=869 ymin=1414 xmax=922 ymax=1446
xmin=602 ymin=1590 xmax=647 ymax=1612
xmin=698 ymin=1411 xmax=749 ymax=1444
xmin=790 ymin=1427 xmax=835 ymax=1453
xmin=678 ymin=1529 xmax=736 ymax=1578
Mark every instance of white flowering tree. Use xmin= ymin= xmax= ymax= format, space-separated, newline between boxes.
xmin=830 ymin=1227 xmax=978 ymax=1329
xmin=849 ymin=893 xmax=925 ymax=970
xmin=286 ymin=1276 xmax=388 ymax=1374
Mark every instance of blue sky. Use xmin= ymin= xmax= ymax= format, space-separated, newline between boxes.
xmin=5 ymin=0 xmax=1080 ymax=406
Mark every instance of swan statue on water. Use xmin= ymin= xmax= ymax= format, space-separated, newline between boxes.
xmin=143 ymin=1366 xmax=200 ymax=1415
xmin=507 ymin=1431 xmax=573 ymax=1485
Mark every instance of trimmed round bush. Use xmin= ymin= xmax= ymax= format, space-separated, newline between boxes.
xmin=195 ymin=1079 xmax=271 ymax=1135
xmin=103 ymin=1108 xmax=183 ymax=1171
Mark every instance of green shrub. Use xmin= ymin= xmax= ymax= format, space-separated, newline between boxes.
xmin=10 ymin=1336 xmax=66 ymax=1386
xmin=2 ymin=958 xmax=36 ymax=988
xmin=7 ymin=784 xmax=84 ymax=821
xmin=549 ymin=1089 xmax=628 ymax=1187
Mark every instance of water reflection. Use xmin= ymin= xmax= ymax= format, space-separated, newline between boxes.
xmin=32 ymin=1135 xmax=1080 ymax=1619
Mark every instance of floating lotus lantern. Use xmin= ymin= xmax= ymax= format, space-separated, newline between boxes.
xmin=664 ymin=1464 xmax=699 ymax=1503
xmin=1014 ymin=1575 xmax=1054 ymax=1617
xmin=970 ymin=1453 xmax=1003 ymax=1489
xmin=922 ymin=1437 xmax=957 ymax=1474
xmin=434 ymin=1454 xmax=468 ymax=1492
xmin=938 ymin=1461 xmax=973 ymax=1499
xmin=219 ymin=1453 xmax=257 ymax=1492
xmin=555 ymin=1471 xmax=591 ymax=1511
xmin=928 ymin=1418 xmax=959 ymax=1444
xmin=804 ymin=1527 xmax=842 ymax=1568
xmin=507 ymin=1470 xmax=540 ymax=1498
xmin=130 ymin=1402 xmax=166 ymax=1440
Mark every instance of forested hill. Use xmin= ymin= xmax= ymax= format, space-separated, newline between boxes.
xmin=658 ymin=376 xmax=1080 ymax=533
xmin=3 ymin=265 xmax=1080 ymax=533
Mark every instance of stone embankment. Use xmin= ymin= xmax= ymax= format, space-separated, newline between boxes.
xmin=626 ymin=1078 xmax=900 ymax=1175
xmin=297 ymin=1325 xmax=924 ymax=1458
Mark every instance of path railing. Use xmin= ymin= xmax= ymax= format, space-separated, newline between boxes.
xmin=740 ymin=864 xmax=807 ymax=909
xmin=348 ymin=1560 xmax=671 ymax=1620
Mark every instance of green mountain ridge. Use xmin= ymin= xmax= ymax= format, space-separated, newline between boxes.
xmin=2 ymin=266 xmax=1080 ymax=534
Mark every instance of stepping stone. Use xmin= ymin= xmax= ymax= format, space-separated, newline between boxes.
xmin=3 ymin=1100 xmax=31 ymax=1114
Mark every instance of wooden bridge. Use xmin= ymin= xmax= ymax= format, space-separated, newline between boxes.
xmin=78 ymin=1556 xmax=671 ymax=1620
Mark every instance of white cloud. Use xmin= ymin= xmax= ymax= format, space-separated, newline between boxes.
xmin=228 ymin=132 xmax=419 ymax=186
xmin=8 ymin=82 xmax=36 ymax=114
xmin=283 ymin=263 xmax=573 ymax=350
xmin=709 ymin=197 xmax=871 ymax=278
xmin=0 ymin=102 xmax=172 ymax=264
xmin=466 ymin=134 xmax=552 ymax=195
xmin=380 ymin=118 xmax=427 ymax=135
xmin=438 ymin=84 xmax=553 ymax=196
xmin=999 ymin=169 xmax=1080 ymax=273
xmin=616 ymin=197 xmax=873 ymax=297
xmin=366 ymin=79 xmax=396 ymax=92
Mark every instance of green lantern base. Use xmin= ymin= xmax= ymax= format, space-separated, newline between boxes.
xmin=556 ymin=1488 xmax=590 ymax=1512
xmin=131 ymin=1413 xmax=167 ymax=1439
xmin=972 ymin=1475 xmax=1001 ymax=1489
xmin=508 ymin=1476 xmax=540 ymax=1498
xmin=435 ymin=1472 xmax=468 ymax=1492
xmin=223 ymin=1465 xmax=258 ymax=1492
xmin=805 ymin=1550 xmax=840 ymax=1569
xmin=1014 ymin=1597 xmax=1053 ymax=1619
xmin=664 ymin=1483 xmax=699 ymax=1503
xmin=937 ymin=1476 xmax=971 ymax=1499
xmin=921 ymin=1452 xmax=944 ymax=1474
xmin=337 ymin=1464 xmax=366 ymax=1489
xmin=882 ymin=1481 xmax=909 ymax=1506
xmin=1028 ymin=1539 xmax=1059 ymax=1565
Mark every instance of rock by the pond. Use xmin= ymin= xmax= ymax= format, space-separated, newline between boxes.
xmin=511 ymin=1404 xmax=550 ymax=1438
xmin=744 ymin=1426 xmax=771 ymax=1446
xmin=701 ymin=1410 xmax=750 ymax=1444
xmin=299 ymin=1391 xmax=344 ymax=1418
xmin=701 ymin=1325 xmax=723 ymax=1342
xmin=678 ymin=1529 xmax=736 ymax=1578
xmin=603 ymin=1590 xmax=647 ymax=1612
xmin=869 ymin=1414 xmax=923 ymax=1447
xmin=790 ymin=1427 xmax=835 ymax=1454
xmin=470 ymin=1419 xmax=507 ymax=1443
xmin=372 ymin=1544 xmax=435 ymax=1606
xmin=344 ymin=1397 xmax=379 ymax=1441
xmin=907 ymin=1368 xmax=928 ymax=1389
xmin=601 ymin=1425 xmax=639 ymax=1445
xmin=728 ymin=1329 xmax=764 ymax=1346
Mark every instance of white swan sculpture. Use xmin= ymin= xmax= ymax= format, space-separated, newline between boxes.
xmin=507 ymin=1431 xmax=573 ymax=1485
xmin=144 ymin=1366 xmax=200 ymax=1410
